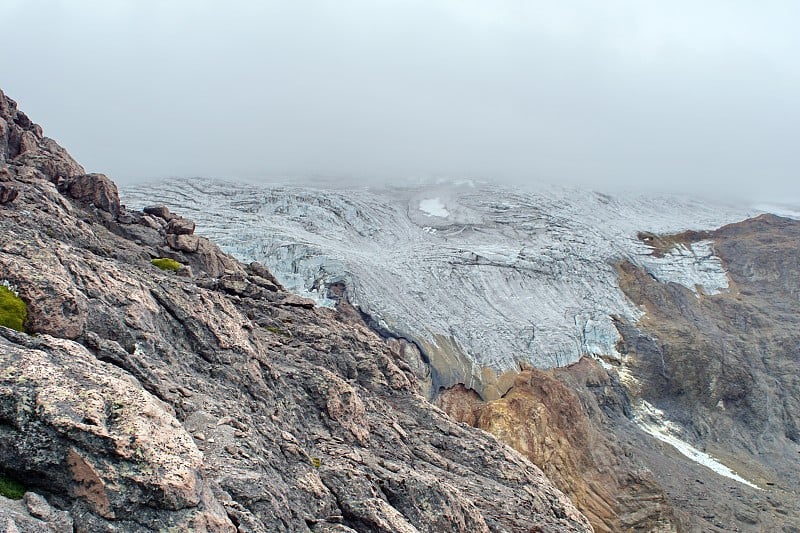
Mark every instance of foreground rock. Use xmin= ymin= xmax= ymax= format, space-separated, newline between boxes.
xmin=0 ymin=90 xmax=591 ymax=530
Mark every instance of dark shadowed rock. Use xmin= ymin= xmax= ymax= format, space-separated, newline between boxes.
xmin=0 ymin=184 xmax=17 ymax=205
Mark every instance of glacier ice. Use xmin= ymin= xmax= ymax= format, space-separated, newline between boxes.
xmin=122 ymin=178 xmax=756 ymax=394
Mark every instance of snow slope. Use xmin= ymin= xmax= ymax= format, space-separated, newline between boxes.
xmin=122 ymin=178 xmax=756 ymax=393
xmin=636 ymin=401 xmax=761 ymax=489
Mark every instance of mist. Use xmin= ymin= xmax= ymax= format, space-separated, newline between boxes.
xmin=2 ymin=0 xmax=799 ymax=202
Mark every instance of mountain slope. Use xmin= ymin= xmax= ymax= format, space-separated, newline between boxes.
xmin=0 ymin=91 xmax=591 ymax=530
xmin=121 ymin=179 xmax=800 ymax=530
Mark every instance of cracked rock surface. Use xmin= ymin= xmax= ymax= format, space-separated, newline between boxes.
xmin=0 ymin=89 xmax=591 ymax=531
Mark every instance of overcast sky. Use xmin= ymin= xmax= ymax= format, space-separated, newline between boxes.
xmin=2 ymin=1 xmax=799 ymax=201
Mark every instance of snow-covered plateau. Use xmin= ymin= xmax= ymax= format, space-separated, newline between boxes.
xmin=122 ymin=178 xmax=757 ymax=396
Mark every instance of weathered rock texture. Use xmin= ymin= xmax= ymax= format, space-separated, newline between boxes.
xmin=613 ymin=215 xmax=800 ymax=531
xmin=438 ymin=363 xmax=675 ymax=533
xmin=0 ymin=90 xmax=591 ymax=530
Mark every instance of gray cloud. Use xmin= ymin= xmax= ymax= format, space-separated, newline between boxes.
xmin=3 ymin=0 xmax=799 ymax=202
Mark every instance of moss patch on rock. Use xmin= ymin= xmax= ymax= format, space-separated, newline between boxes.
xmin=151 ymin=258 xmax=182 ymax=272
xmin=0 ymin=285 xmax=27 ymax=332
xmin=0 ymin=473 xmax=26 ymax=499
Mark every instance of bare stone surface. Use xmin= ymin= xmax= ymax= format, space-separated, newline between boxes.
xmin=0 ymin=184 xmax=17 ymax=204
xmin=280 ymin=293 xmax=317 ymax=308
xmin=59 ymin=173 xmax=121 ymax=216
xmin=166 ymin=217 xmax=196 ymax=235
xmin=0 ymin=88 xmax=591 ymax=532
xmin=439 ymin=364 xmax=675 ymax=533
xmin=166 ymin=232 xmax=200 ymax=252
xmin=143 ymin=204 xmax=174 ymax=221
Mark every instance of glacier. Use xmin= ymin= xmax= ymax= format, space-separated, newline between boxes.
xmin=122 ymin=178 xmax=756 ymax=397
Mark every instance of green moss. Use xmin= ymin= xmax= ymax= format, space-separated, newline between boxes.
xmin=0 ymin=473 xmax=26 ymax=499
xmin=265 ymin=325 xmax=291 ymax=337
xmin=310 ymin=457 xmax=321 ymax=468
xmin=151 ymin=258 xmax=182 ymax=272
xmin=0 ymin=285 xmax=26 ymax=332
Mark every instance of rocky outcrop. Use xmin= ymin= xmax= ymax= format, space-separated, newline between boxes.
xmin=438 ymin=363 xmax=675 ymax=533
xmin=0 ymin=492 xmax=74 ymax=532
xmin=143 ymin=204 xmax=174 ymax=221
xmin=58 ymin=173 xmax=121 ymax=216
xmin=0 ymin=90 xmax=591 ymax=530
xmin=0 ymin=90 xmax=85 ymax=183
xmin=0 ymin=185 xmax=18 ymax=205
xmin=614 ymin=215 xmax=800 ymax=531
xmin=0 ymin=330 xmax=231 ymax=530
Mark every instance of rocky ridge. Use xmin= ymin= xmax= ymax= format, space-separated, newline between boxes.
xmin=613 ymin=217 xmax=800 ymax=530
xmin=0 ymin=90 xmax=592 ymax=531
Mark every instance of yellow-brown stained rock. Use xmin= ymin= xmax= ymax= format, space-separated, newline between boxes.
xmin=67 ymin=448 xmax=114 ymax=519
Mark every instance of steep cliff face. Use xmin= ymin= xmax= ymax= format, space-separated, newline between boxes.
xmin=0 ymin=90 xmax=592 ymax=530
xmin=614 ymin=215 xmax=800 ymax=531
xmin=438 ymin=362 xmax=675 ymax=533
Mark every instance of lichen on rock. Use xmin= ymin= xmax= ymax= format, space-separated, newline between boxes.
xmin=0 ymin=284 xmax=26 ymax=332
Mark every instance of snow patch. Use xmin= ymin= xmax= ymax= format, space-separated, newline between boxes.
xmin=419 ymin=198 xmax=450 ymax=218
xmin=636 ymin=400 xmax=761 ymax=490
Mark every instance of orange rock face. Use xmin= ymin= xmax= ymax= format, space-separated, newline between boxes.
xmin=439 ymin=363 xmax=674 ymax=532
